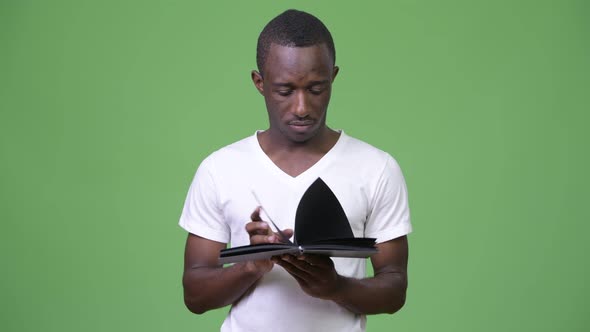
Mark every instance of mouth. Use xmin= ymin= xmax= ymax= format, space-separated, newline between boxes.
xmin=287 ymin=120 xmax=315 ymax=134
xmin=288 ymin=119 xmax=315 ymax=127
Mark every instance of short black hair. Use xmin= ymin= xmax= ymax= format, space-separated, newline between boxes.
xmin=256 ymin=9 xmax=336 ymax=75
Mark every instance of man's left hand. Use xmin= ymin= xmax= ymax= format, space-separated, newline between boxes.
xmin=273 ymin=254 xmax=343 ymax=300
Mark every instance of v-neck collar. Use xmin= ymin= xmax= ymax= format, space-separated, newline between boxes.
xmin=252 ymin=130 xmax=347 ymax=182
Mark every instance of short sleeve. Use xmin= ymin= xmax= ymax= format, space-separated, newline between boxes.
xmin=365 ymin=155 xmax=412 ymax=243
xmin=178 ymin=156 xmax=230 ymax=243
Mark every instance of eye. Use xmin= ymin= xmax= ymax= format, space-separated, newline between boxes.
xmin=277 ymin=89 xmax=293 ymax=96
xmin=309 ymin=87 xmax=325 ymax=95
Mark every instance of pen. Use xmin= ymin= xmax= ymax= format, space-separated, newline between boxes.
xmin=251 ymin=190 xmax=293 ymax=244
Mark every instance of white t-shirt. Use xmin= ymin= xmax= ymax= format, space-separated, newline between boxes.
xmin=179 ymin=131 xmax=412 ymax=332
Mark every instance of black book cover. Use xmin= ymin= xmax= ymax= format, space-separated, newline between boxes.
xmin=218 ymin=178 xmax=377 ymax=264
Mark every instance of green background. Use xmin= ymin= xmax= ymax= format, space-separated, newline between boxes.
xmin=1 ymin=0 xmax=588 ymax=331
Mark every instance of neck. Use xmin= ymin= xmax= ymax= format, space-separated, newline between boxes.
xmin=256 ymin=127 xmax=342 ymax=178
xmin=260 ymin=126 xmax=340 ymax=155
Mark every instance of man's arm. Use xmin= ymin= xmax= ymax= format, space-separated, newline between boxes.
xmin=273 ymin=235 xmax=409 ymax=315
xmin=182 ymin=208 xmax=293 ymax=314
xmin=182 ymin=234 xmax=269 ymax=314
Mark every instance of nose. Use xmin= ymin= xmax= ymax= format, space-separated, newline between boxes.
xmin=293 ymin=90 xmax=309 ymax=118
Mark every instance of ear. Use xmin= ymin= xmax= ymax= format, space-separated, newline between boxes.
xmin=331 ymin=66 xmax=340 ymax=83
xmin=251 ymin=70 xmax=264 ymax=95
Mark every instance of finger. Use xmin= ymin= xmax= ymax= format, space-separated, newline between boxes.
xmin=271 ymin=259 xmax=309 ymax=287
xmin=281 ymin=228 xmax=294 ymax=240
xmin=280 ymin=255 xmax=323 ymax=278
xmin=249 ymin=234 xmax=277 ymax=244
xmin=297 ymin=254 xmax=333 ymax=269
xmin=245 ymin=221 xmax=270 ymax=235
xmin=274 ymin=256 xmax=313 ymax=282
xmin=286 ymin=255 xmax=323 ymax=276
xmin=250 ymin=206 xmax=262 ymax=221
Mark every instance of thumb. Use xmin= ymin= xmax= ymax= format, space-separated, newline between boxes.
xmin=250 ymin=206 xmax=262 ymax=221
xmin=282 ymin=228 xmax=294 ymax=240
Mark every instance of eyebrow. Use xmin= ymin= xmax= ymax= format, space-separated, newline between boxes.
xmin=271 ymin=80 xmax=330 ymax=87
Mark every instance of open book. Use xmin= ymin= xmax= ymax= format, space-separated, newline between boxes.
xmin=218 ymin=178 xmax=377 ymax=264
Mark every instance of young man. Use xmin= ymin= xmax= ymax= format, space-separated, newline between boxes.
xmin=179 ymin=9 xmax=412 ymax=332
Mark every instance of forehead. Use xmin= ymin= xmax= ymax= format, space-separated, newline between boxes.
xmin=263 ymin=43 xmax=333 ymax=81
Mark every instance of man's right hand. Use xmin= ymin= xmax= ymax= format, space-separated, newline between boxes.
xmin=244 ymin=207 xmax=293 ymax=274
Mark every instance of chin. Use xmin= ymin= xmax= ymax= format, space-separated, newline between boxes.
xmin=289 ymin=136 xmax=311 ymax=144
xmin=288 ymin=128 xmax=318 ymax=143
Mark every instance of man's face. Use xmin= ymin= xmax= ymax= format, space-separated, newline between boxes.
xmin=252 ymin=43 xmax=339 ymax=144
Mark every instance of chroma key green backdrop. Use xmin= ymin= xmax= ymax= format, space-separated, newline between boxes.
xmin=1 ymin=1 xmax=588 ymax=331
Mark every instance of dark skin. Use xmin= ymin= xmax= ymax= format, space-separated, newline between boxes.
xmin=253 ymin=43 xmax=341 ymax=177
xmin=183 ymin=43 xmax=408 ymax=315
